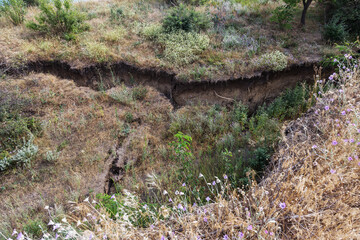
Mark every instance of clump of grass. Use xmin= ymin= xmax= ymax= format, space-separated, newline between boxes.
xmin=158 ymin=31 xmax=210 ymax=65
xmin=252 ymin=50 xmax=288 ymax=71
xmin=83 ymin=41 xmax=111 ymax=62
xmin=101 ymin=27 xmax=126 ymax=43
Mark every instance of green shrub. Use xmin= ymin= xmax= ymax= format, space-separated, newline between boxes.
xmin=26 ymin=0 xmax=89 ymax=40
xmin=0 ymin=136 xmax=39 ymax=171
xmin=323 ymin=17 xmax=348 ymax=43
xmin=23 ymin=219 xmax=46 ymax=238
xmin=0 ymin=0 xmax=26 ymax=26
xmin=327 ymin=0 xmax=360 ymax=37
xmin=110 ymin=7 xmax=124 ymax=23
xmin=159 ymin=31 xmax=210 ymax=65
xmin=162 ymin=4 xmax=211 ymax=33
xmin=270 ymin=5 xmax=294 ymax=30
xmin=252 ymin=50 xmax=288 ymax=71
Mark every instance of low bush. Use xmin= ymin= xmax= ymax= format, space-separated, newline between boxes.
xmin=0 ymin=0 xmax=26 ymax=26
xmin=0 ymin=136 xmax=39 ymax=171
xmin=162 ymin=4 xmax=211 ymax=33
xmin=26 ymin=0 xmax=89 ymax=40
xmin=252 ymin=50 xmax=288 ymax=71
xmin=141 ymin=24 xmax=163 ymax=40
xmin=270 ymin=5 xmax=294 ymax=30
xmin=159 ymin=31 xmax=210 ymax=65
xmin=327 ymin=0 xmax=360 ymax=37
xmin=222 ymin=30 xmax=260 ymax=54
xmin=323 ymin=17 xmax=348 ymax=43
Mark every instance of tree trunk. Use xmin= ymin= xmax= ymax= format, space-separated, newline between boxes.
xmin=301 ymin=0 xmax=313 ymax=25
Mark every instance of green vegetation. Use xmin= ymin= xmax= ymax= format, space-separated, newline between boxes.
xmin=26 ymin=0 xmax=89 ymax=40
xmin=0 ymin=90 xmax=41 ymax=171
xmin=0 ymin=0 xmax=26 ymax=25
xmin=162 ymin=4 xmax=211 ymax=33
xmin=252 ymin=50 xmax=288 ymax=71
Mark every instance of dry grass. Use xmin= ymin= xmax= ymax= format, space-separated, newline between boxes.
xmin=56 ymin=62 xmax=360 ymax=239
xmin=0 ymin=0 xmax=325 ymax=81
xmin=0 ymin=73 xmax=173 ymax=234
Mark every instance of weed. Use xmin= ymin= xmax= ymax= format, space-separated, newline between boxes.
xmin=26 ymin=0 xmax=89 ymax=40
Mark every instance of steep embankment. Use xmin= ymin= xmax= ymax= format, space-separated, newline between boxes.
xmin=1 ymin=59 xmax=327 ymax=109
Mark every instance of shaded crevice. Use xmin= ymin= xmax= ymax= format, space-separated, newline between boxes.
xmin=1 ymin=60 xmax=332 ymax=110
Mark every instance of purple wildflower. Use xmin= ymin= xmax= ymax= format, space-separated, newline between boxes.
xmin=324 ymin=106 xmax=329 ymax=111
xmin=206 ymin=196 xmax=210 ymax=202
xmin=204 ymin=217 xmax=208 ymax=223
xmin=247 ymin=225 xmax=253 ymax=231
xmin=182 ymin=183 xmax=186 ymax=187
xmin=169 ymin=198 xmax=172 ymax=202
xmin=223 ymin=235 xmax=229 ymax=240
xmin=279 ymin=202 xmax=286 ymax=209
xmin=330 ymin=169 xmax=336 ymax=174
xmin=239 ymin=232 xmax=244 ymax=238
xmin=341 ymin=111 xmax=346 ymax=115
xmin=224 ymin=174 xmax=228 ymax=179
xmin=212 ymin=181 xmax=216 ymax=186
xmin=348 ymin=157 xmax=353 ymax=161
xmin=332 ymin=140 xmax=338 ymax=145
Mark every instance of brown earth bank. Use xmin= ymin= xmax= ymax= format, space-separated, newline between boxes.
xmin=0 ymin=59 xmax=332 ymax=110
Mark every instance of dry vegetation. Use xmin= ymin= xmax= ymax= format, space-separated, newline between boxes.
xmin=82 ymin=63 xmax=357 ymax=239
xmin=0 ymin=73 xmax=173 ymax=235
xmin=0 ymin=0 xmax=326 ymax=82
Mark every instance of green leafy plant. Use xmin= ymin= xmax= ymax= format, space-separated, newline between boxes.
xmin=0 ymin=0 xmax=26 ymax=26
xmin=26 ymin=0 xmax=89 ymax=40
xmin=162 ymin=4 xmax=211 ymax=33
xmin=323 ymin=17 xmax=348 ymax=43
xmin=170 ymin=132 xmax=194 ymax=181
xmin=271 ymin=4 xmax=295 ymax=30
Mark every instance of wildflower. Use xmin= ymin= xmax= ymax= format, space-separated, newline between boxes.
xmin=169 ymin=198 xmax=172 ymax=202
xmin=223 ymin=235 xmax=229 ymax=240
xmin=239 ymin=232 xmax=244 ymax=238
xmin=16 ymin=232 xmax=24 ymax=240
xmin=224 ymin=175 xmax=228 ymax=180
xmin=110 ymin=195 xmax=115 ymax=200
xmin=103 ymin=234 xmax=108 ymax=240
xmin=332 ymin=140 xmax=338 ymax=145
xmin=163 ymin=190 xmax=168 ymax=195
xmin=53 ymin=223 xmax=60 ymax=231
xmin=44 ymin=206 xmax=49 ymax=210
xmin=180 ymin=192 xmax=184 ymax=195
xmin=175 ymin=190 xmax=179 ymax=195
xmin=247 ymin=225 xmax=253 ymax=231
xmin=12 ymin=229 xmax=17 ymax=236
xmin=344 ymin=139 xmax=349 ymax=143
xmin=84 ymin=197 xmax=89 ymax=203
xmin=330 ymin=169 xmax=336 ymax=174
xmin=92 ymin=200 xmax=97 ymax=204
xmin=341 ymin=111 xmax=346 ymax=115
xmin=177 ymin=203 xmax=183 ymax=210
xmin=199 ymin=173 xmax=204 ymax=178
xmin=48 ymin=220 xmax=54 ymax=225
xmin=204 ymin=217 xmax=208 ymax=223
xmin=265 ymin=230 xmax=268 ymax=234
xmin=55 ymin=233 xmax=59 ymax=240
xmin=312 ymin=145 xmax=317 ymax=149
xmin=350 ymin=139 xmax=355 ymax=143
xmin=333 ymin=58 xmax=337 ymax=62
xmin=348 ymin=157 xmax=353 ymax=161
xmin=279 ymin=202 xmax=286 ymax=209
xmin=76 ymin=220 xmax=81 ymax=226
xmin=143 ymin=204 xmax=148 ymax=209
xmin=161 ymin=236 xmax=166 ymax=240
xmin=270 ymin=232 xmax=274 ymax=236
xmin=182 ymin=183 xmax=186 ymax=187
xmin=61 ymin=218 xmax=67 ymax=223
xmin=206 ymin=197 xmax=211 ymax=202
xmin=324 ymin=106 xmax=329 ymax=111
xmin=212 ymin=181 xmax=216 ymax=186
xmin=193 ymin=202 xmax=197 ymax=207
xmin=358 ymin=162 xmax=360 ymax=166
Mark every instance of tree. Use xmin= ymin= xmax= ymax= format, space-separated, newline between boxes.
xmin=300 ymin=0 xmax=313 ymax=25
